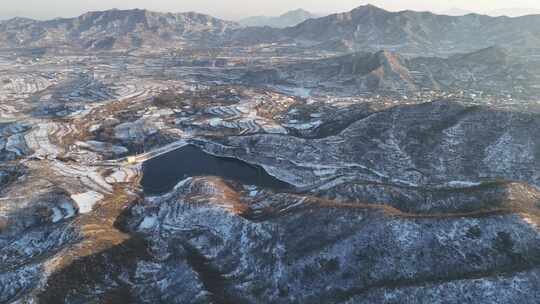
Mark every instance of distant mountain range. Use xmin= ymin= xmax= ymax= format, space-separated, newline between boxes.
xmin=239 ymin=9 xmax=318 ymax=28
xmin=0 ymin=10 xmax=24 ymax=21
xmin=487 ymin=8 xmax=540 ymax=17
xmin=280 ymin=4 xmax=540 ymax=55
xmin=440 ymin=8 xmax=474 ymax=16
xmin=0 ymin=9 xmax=238 ymax=50
xmin=2 ymin=5 xmax=540 ymax=55
xmin=441 ymin=7 xmax=540 ymax=17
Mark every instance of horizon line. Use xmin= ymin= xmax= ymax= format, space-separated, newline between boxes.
xmin=2 ymin=4 xmax=540 ymax=22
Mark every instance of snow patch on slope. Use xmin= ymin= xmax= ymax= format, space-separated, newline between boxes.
xmin=71 ymin=191 xmax=104 ymax=214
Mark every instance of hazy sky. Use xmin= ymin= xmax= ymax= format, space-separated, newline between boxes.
xmin=2 ymin=0 xmax=540 ymax=20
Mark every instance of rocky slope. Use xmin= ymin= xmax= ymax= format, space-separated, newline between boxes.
xmin=115 ymin=176 xmax=540 ymax=304
xmin=247 ymin=47 xmax=540 ymax=97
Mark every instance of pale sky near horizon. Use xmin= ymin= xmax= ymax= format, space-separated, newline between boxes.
xmin=2 ymin=0 xmax=540 ymax=20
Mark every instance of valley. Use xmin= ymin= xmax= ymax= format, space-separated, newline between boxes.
xmin=0 ymin=4 xmax=539 ymax=304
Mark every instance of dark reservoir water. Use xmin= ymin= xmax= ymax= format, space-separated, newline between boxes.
xmin=141 ymin=145 xmax=292 ymax=195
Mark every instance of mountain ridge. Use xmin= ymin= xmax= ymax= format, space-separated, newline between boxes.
xmin=239 ymin=9 xmax=317 ymax=28
xmin=281 ymin=4 xmax=540 ymax=55
xmin=247 ymin=46 xmax=540 ymax=97
xmin=0 ymin=8 xmax=239 ymax=50
xmin=2 ymin=5 xmax=540 ymax=55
